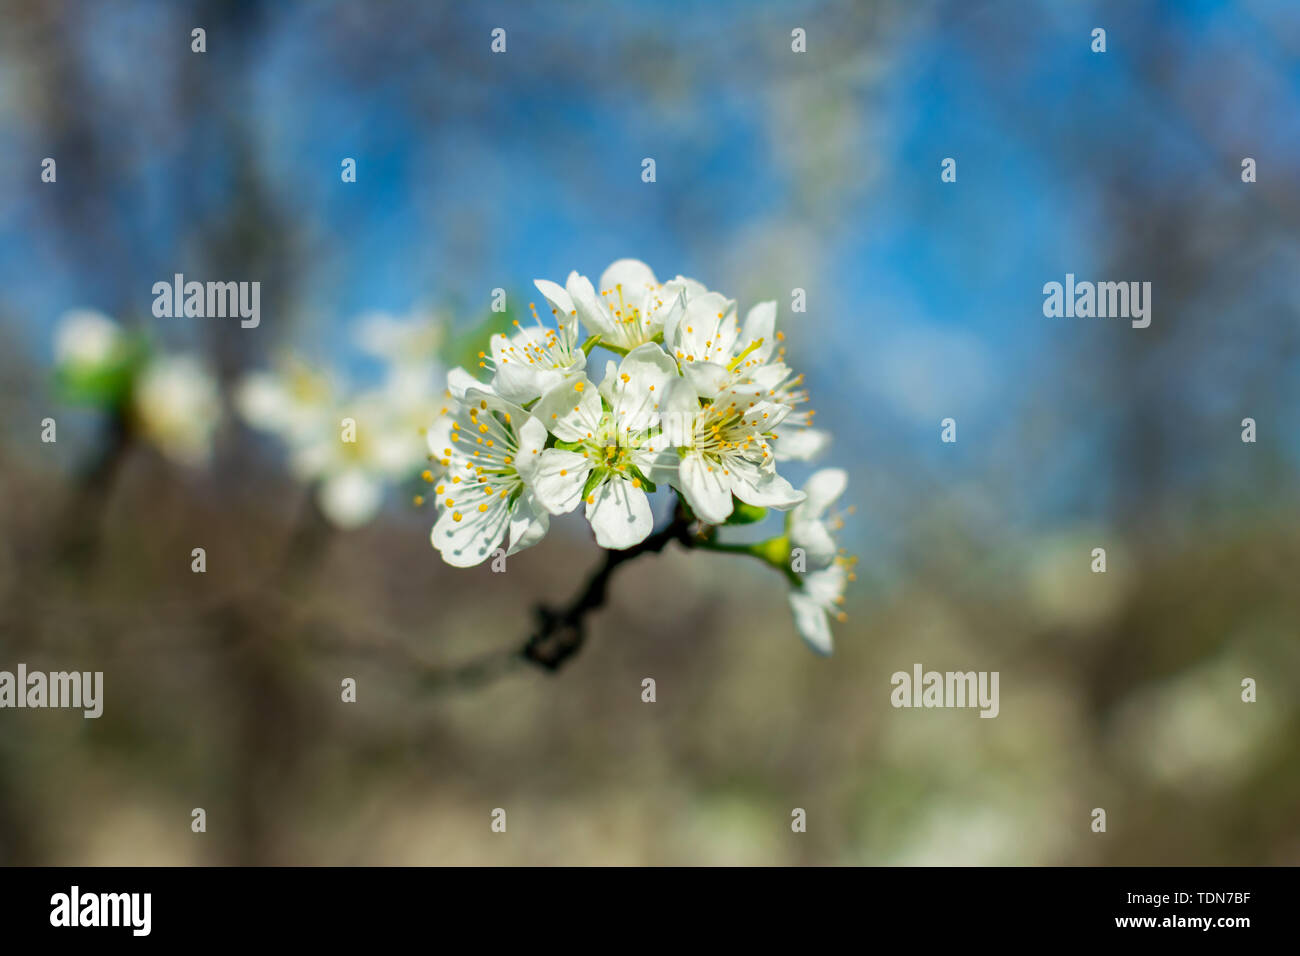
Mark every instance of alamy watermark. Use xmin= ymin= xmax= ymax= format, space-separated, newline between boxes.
xmin=0 ymin=664 xmax=103 ymax=718
xmin=152 ymin=273 xmax=260 ymax=328
xmin=1043 ymin=273 xmax=1151 ymax=328
xmin=890 ymin=663 xmax=999 ymax=718
xmin=50 ymin=886 xmax=150 ymax=936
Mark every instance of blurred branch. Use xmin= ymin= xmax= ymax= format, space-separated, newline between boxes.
xmin=55 ymin=409 xmax=132 ymax=569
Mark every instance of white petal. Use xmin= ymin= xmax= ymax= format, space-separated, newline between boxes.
xmin=492 ymin=362 xmax=553 ymax=404
xmin=664 ymin=275 xmax=710 ymax=300
xmin=730 ymin=463 xmax=804 ymax=511
xmin=671 ymin=292 xmax=737 ymax=365
xmin=234 ymin=373 xmax=290 ymax=432
xmin=598 ymin=259 xmax=658 ymax=296
xmin=511 ymin=415 xmax=550 ymax=482
xmin=675 ymin=453 xmax=733 ymax=524
xmin=739 ymin=400 xmax=793 ymax=432
xmin=749 ymin=362 xmax=791 ymax=392
xmin=318 ymin=471 xmax=384 ymax=529
xmin=611 ymin=342 xmax=677 ymax=432
xmin=565 ymin=271 xmax=616 ymax=338
xmin=682 ymin=360 xmax=730 ymax=400
xmin=789 ymin=590 xmax=834 ymax=656
xmin=531 ymin=374 xmax=602 ymax=442
xmin=805 ymin=564 xmax=848 ymax=606
xmin=659 ymin=379 xmax=700 ymax=447
xmin=426 ymin=409 xmax=458 ymax=461
xmin=740 ymin=301 xmax=777 ymax=364
xmin=597 ymin=358 xmax=620 ymax=407
xmin=447 ymin=367 xmax=490 ymax=401
xmin=506 ymin=491 xmax=550 ymax=556
xmin=790 ymin=520 xmax=837 ymax=570
xmin=533 ymin=278 xmax=575 ymax=317
xmin=585 ymin=474 xmax=654 ymax=549
xmin=55 ymin=309 xmax=123 ymax=367
xmin=528 ymin=449 xmax=591 ymax=515
xmin=797 ymin=468 xmax=848 ymax=519
xmin=773 ymin=426 xmax=831 ymax=461
xmin=431 ymin=494 xmax=510 ymax=567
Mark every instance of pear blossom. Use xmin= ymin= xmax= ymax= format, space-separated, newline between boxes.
xmin=659 ymin=380 xmax=804 ymax=524
xmin=526 ymin=343 xmax=677 ymax=549
xmin=536 ymin=259 xmax=686 ymax=352
xmin=426 ymin=388 xmax=550 ymax=566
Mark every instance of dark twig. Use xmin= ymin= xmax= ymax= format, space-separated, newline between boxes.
xmin=417 ymin=502 xmax=696 ymax=692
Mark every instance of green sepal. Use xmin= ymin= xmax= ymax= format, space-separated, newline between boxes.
xmin=723 ymin=501 xmax=767 ymax=526
xmin=624 ymin=463 xmax=657 ymax=494
xmin=582 ymin=467 xmax=607 ymax=499
xmin=54 ymin=335 xmax=149 ymax=409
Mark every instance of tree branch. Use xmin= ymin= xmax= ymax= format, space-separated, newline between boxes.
xmin=418 ymin=502 xmax=696 ymax=692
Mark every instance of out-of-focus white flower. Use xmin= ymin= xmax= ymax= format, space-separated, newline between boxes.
xmin=131 ymin=354 xmax=222 ymax=467
xmin=234 ymin=359 xmax=334 ymax=442
xmin=788 ymin=468 xmax=848 ymax=569
xmin=788 ymin=563 xmax=848 ymax=656
xmin=786 ymin=469 xmax=855 ymax=655
xmin=286 ymin=385 xmax=440 ymax=530
xmin=354 ymin=309 xmax=446 ymax=368
xmin=235 ymin=321 xmax=450 ymax=529
xmin=54 ymin=310 xmax=126 ymax=370
xmin=537 ymin=259 xmax=686 ymax=351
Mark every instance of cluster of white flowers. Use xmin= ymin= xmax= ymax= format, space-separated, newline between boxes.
xmin=426 ymin=260 xmax=854 ymax=653
xmin=53 ymin=310 xmax=222 ymax=467
xmin=235 ymin=309 xmax=449 ymax=529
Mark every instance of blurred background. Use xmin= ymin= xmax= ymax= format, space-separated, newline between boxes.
xmin=1 ymin=0 xmax=1298 ymax=865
